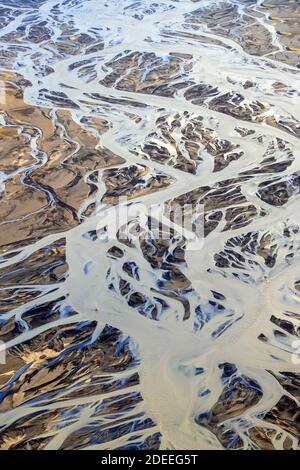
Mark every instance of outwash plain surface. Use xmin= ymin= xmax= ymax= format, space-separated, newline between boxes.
xmin=0 ymin=0 xmax=300 ymax=450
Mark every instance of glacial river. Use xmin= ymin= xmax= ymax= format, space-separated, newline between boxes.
xmin=0 ymin=0 xmax=300 ymax=450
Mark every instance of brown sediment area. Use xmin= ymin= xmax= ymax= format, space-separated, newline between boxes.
xmin=102 ymin=164 xmax=174 ymax=204
xmin=0 ymin=72 xmax=126 ymax=249
xmin=134 ymin=112 xmax=244 ymax=174
xmin=186 ymin=0 xmax=300 ymax=67
xmin=100 ymin=51 xmax=193 ymax=97
xmin=0 ymin=322 xmax=145 ymax=450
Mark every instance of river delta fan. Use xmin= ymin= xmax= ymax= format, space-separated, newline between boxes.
xmin=0 ymin=0 xmax=300 ymax=451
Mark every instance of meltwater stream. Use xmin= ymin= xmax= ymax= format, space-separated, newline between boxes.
xmin=0 ymin=0 xmax=300 ymax=450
